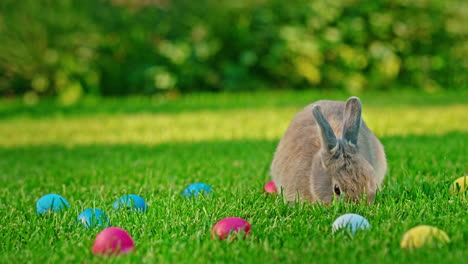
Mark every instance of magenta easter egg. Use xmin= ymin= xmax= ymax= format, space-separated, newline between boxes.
xmin=211 ymin=217 xmax=252 ymax=240
xmin=92 ymin=227 xmax=135 ymax=255
xmin=264 ymin=181 xmax=277 ymax=194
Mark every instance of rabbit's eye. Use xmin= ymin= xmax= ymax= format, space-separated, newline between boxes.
xmin=334 ymin=184 xmax=341 ymax=196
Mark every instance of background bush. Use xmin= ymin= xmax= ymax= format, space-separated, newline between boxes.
xmin=0 ymin=0 xmax=466 ymax=103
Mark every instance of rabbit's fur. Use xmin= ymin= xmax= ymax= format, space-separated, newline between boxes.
xmin=271 ymin=97 xmax=386 ymax=204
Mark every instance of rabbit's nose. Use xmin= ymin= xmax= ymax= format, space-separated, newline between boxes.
xmin=338 ymin=193 xmax=346 ymax=202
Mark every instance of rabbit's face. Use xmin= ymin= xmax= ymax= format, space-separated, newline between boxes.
xmin=316 ymin=142 xmax=377 ymax=203
xmin=323 ymin=143 xmax=377 ymax=203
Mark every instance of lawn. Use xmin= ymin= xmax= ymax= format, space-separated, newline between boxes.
xmin=0 ymin=90 xmax=467 ymax=263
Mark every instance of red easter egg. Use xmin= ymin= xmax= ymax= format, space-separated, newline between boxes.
xmin=211 ymin=217 xmax=252 ymax=240
xmin=264 ymin=181 xmax=277 ymax=194
xmin=92 ymin=227 xmax=135 ymax=255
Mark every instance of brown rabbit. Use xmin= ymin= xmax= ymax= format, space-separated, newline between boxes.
xmin=271 ymin=97 xmax=387 ymax=204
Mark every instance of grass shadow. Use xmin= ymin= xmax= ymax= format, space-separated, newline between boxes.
xmin=0 ymin=90 xmax=467 ymax=120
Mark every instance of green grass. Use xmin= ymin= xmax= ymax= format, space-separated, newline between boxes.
xmin=0 ymin=90 xmax=467 ymax=263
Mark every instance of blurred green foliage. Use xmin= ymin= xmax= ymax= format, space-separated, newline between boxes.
xmin=0 ymin=0 xmax=466 ymax=103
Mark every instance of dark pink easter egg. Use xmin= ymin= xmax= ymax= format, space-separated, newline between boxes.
xmin=264 ymin=181 xmax=277 ymax=194
xmin=92 ymin=227 xmax=135 ymax=255
xmin=211 ymin=217 xmax=252 ymax=240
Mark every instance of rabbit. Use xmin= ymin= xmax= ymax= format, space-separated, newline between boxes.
xmin=270 ymin=96 xmax=387 ymax=204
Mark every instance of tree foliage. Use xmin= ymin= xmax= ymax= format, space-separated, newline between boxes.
xmin=0 ymin=0 xmax=466 ymax=102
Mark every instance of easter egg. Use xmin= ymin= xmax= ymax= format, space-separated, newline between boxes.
xmin=400 ymin=225 xmax=450 ymax=250
xmin=182 ymin=183 xmax=212 ymax=198
xmin=77 ymin=208 xmax=109 ymax=229
xmin=36 ymin=193 xmax=70 ymax=214
xmin=211 ymin=217 xmax=251 ymax=240
xmin=450 ymin=176 xmax=467 ymax=194
xmin=332 ymin=213 xmax=370 ymax=234
xmin=92 ymin=227 xmax=135 ymax=255
xmin=264 ymin=181 xmax=277 ymax=194
xmin=113 ymin=194 xmax=147 ymax=212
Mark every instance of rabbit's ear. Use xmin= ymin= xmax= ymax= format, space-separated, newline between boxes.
xmin=343 ymin=96 xmax=362 ymax=145
xmin=312 ymin=106 xmax=337 ymax=151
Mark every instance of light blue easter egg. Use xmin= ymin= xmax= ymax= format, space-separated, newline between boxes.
xmin=182 ymin=182 xmax=212 ymax=198
xmin=36 ymin=193 xmax=70 ymax=214
xmin=332 ymin=213 xmax=370 ymax=234
xmin=77 ymin=208 xmax=109 ymax=229
xmin=113 ymin=194 xmax=147 ymax=212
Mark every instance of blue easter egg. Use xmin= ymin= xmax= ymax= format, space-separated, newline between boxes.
xmin=77 ymin=208 xmax=109 ymax=229
xmin=332 ymin=213 xmax=370 ymax=234
xmin=113 ymin=194 xmax=147 ymax=212
xmin=36 ymin=193 xmax=70 ymax=214
xmin=182 ymin=182 xmax=212 ymax=197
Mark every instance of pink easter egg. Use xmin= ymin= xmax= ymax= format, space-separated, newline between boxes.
xmin=92 ymin=227 xmax=135 ymax=255
xmin=264 ymin=180 xmax=277 ymax=194
xmin=211 ymin=217 xmax=252 ymax=240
